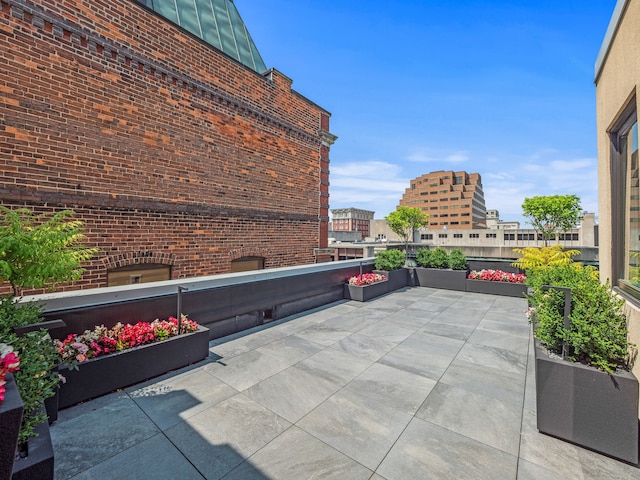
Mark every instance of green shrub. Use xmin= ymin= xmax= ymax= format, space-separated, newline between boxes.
xmin=527 ymin=264 xmax=633 ymax=373
xmin=374 ymin=249 xmax=405 ymax=270
xmin=415 ymin=248 xmax=431 ymax=268
xmin=429 ymin=248 xmax=449 ymax=269
xmin=448 ymin=248 xmax=467 ymax=270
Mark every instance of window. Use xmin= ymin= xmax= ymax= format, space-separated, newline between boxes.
xmin=559 ymin=233 xmax=579 ymax=241
xmin=518 ymin=233 xmax=536 ymax=241
xmin=231 ymin=256 xmax=265 ymax=272
xmin=504 ymin=233 xmax=515 ymax=241
xmin=454 ymin=233 xmax=463 ymax=238
xmin=107 ymin=264 xmax=171 ymax=287
xmin=468 ymin=233 xmax=479 ymax=238
xmin=421 ymin=233 xmax=433 ymax=240
xmin=430 ymin=206 xmax=438 ymax=210
xmin=461 ymin=221 xmax=470 ymax=225
xmin=486 ymin=233 xmax=497 ymax=238
xmin=439 ymin=233 xmax=448 ymax=238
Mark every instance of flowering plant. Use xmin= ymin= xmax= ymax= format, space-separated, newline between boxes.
xmin=467 ymin=269 xmax=526 ymax=284
xmin=348 ymin=273 xmax=387 ymax=286
xmin=55 ymin=315 xmax=198 ymax=365
xmin=0 ymin=343 xmax=20 ymax=403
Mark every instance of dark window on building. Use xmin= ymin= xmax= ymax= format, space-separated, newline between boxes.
xmin=231 ymin=256 xmax=265 ymax=273
xmin=107 ymin=264 xmax=171 ymax=287
xmin=454 ymin=233 xmax=463 ymax=238
xmin=504 ymin=233 xmax=515 ymax=241
xmin=469 ymin=233 xmax=479 ymax=238
xmin=421 ymin=234 xmax=433 ymax=240
xmin=439 ymin=233 xmax=448 ymax=238
xmin=486 ymin=233 xmax=497 ymax=238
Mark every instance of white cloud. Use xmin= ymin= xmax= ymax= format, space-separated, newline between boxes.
xmin=406 ymin=150 xmax=469 ymax=164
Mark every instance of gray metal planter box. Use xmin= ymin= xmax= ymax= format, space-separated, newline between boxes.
xmin=0 ymin=375 xmax=22 ymax=480
xmin=57 ymin=325 xmax=210 ymax=408
xmin=415 ymin=268 xmax=467 ymax=291
xmin=11 ymin=406 xmax=54 ymax=480
xmin=374 ymin=268 xmax=409 ymax=291
xmin=345 ymin=280 xmax=390 ymax=302
xmin=534 ymin=338 xmax=639 ymax=464
xmin=465 ymin=279 xmax=528 ymax=297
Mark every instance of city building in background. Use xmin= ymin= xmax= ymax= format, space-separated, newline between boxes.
xmin=330 ymin=208 xmax=375 ymax=240
xmin=399 ymin=170 xmax=487 ymax=229
xmin=0 ymin=0 xmax=336 ymax=292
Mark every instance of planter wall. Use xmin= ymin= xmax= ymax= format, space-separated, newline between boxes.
xmin=37 ymin=261 xmax=372 ymax=341
xmin=415 ymin=268 xmax=467 ymax=291
xmin=11 ymin=407 xmax=54 ymax=480
xmin=534 ymin=338 xmax=639 ymax=464
xmin=344 ymin=280 xmax=390 ymax=302
xmin=57 ymin=325 xmax=210 ymax=409
xmin=0 ymin=374 xmax=23 ymax=480
xmin=374 ymin=268 xmax=409 ymax=291
xmin=465 ymin=280 xmax=528 ymax=298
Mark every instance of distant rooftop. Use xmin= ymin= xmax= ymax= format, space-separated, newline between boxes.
xmin=139 ymin=0 xmax=267 ymax=73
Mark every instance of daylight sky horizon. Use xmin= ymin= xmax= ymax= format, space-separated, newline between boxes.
xmin=237 ymin=0 xmax=617 ymax=227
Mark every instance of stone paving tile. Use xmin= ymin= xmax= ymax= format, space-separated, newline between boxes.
xmin=127 ymin=367 xmax=237 ymax=430
xmin=376 ymin=417 xmax=518 ymax=480
xmin=418 ymin=320 xmax=477 ymax=341
xmin=68 ymin=433 xmax=205 ymax=480
xmin=454 ymin=341 xmax=527 ymax=376
xmin=165 ymin=394 xmax=291 ymax=480
xmin=242 ymin=364 xmax=340 ymax=422
xmin=466 ymin=328 xmax=530 ymax=354
xmin=518 ymin=409 xmax=640 ymax=480
xmin=343 ymin=362 xmax=437 ymax=415
xmin=331 ymin=332 xmax=399 ymax=362
xmin=51 ymin=396 xmax=160 ymax=480
xmin=416 ymin=382 xmax=522 ymax=456
xmin=221 ymin=426 xmax=373 ymax=480
xmin=295 ymin=347 xmax=373 ymax=387
xmin=297 ymin=388 xmax=412 ymax=471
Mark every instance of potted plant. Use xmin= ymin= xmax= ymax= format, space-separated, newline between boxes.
xmin=0 ymin=345 xmax=21 ymax=480
xmin=374 ymin=249 xmax=408 ymax=290
xmin=0 ymin=208 xmax=97 ymax=479
xmin=345 ymin=272 xmax=388 ymax=302
xmin=527 ymin=263 xmax=638 ymax=464
xmin=465 ymin=269 xmax=528 ymax=297
xmin=415 ymin=247 xmax=468 ymax=291
xmin=53 ymin=316 xmax=209 ymax=408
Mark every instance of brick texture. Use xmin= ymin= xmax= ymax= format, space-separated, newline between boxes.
xmin=0 ymin=0 xmax=335 ymax=293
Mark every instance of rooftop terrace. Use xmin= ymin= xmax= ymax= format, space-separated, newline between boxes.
xmin=50 ymin=287 xmax=639 ymax=479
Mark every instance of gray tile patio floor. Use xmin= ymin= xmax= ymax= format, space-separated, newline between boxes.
xmin=49 ymin=287 xmax=640 ymax=479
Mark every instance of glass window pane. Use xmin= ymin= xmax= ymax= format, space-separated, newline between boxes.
xmin=626 ymin=121 xmax=640 ymax=286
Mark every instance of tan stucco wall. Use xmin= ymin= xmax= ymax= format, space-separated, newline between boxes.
xmin=595 ymin=0 xmax=640 ymax=392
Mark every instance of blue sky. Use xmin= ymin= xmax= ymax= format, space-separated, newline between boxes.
xmin=237 ymin=0 xmax=617 ymax=225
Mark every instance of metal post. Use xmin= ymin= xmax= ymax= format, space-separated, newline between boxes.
xmin=359 ymin=261 xmax=363 ymax=277
xmin=177 ymin=286 xmax=189 ymax=333
xmin=541 ymin=285 xmax=572 ymax=360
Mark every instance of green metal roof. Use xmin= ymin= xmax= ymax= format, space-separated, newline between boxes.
xmin=138 ymin=0 xmax=267 ymax=73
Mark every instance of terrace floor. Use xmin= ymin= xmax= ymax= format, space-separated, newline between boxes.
xmin=50 ymin=287 xmax=640 ymax=479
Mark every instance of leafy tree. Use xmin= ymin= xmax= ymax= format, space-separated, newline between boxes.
xmin=521 ymin=195 xmax=582 ymax=246
xmin=0 ymin=207 xmax=97 ymax=444
xmin=512 ymin=245 xmax=580 ymax=271
xmin=0 ymin=207 xmax=98 ymax=295
xmin=384 ymin=207 xmax=429 ymax=265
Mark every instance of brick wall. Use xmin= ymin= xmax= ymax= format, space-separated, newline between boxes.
xmin=0 ymin=0 xmax=335 ymax=292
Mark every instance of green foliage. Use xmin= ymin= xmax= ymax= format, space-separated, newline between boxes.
xmin=447 ymin=248 xmax=467 ymax=270
xmin=0 ymin=207 xmax=98 ymax=295
xmin=512 ymin=245 xmax=580 ymax=272
xmin=374 ymin=249 xmax=405 ymax=271
xmin=527 ymin=265 xmax=633 ymax=373
xmin=0 ymin=297 xmax=59 ymax=444
xmin=521 ymin=194 xmax=582 ymax=245
xmin=416 ymin=247 xmax=449 ymax=268
xmin=384 ymin=207 xmax=429 ymax=264
xmin=415 ymin=248 xmax=431 ymax=268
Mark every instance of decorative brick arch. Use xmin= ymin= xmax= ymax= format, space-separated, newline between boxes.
xmin=228 ymin=247 xmax=271 ymax=262
xmin=101 ymin=251 xmax=175 ymax=270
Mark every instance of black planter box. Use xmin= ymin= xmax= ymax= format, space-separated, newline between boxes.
xmin=465 ymin=279 xmax=528 ymax=298
xmin=534 ymin=338 xmax=639 ymax=464
xmin=0 ymin=374 xmax=23 ymax=480
xmin=415 ymin=268 xmax=467 ymax=291
xmin=11 ymin=407 xmax=54 ymax=480
xmin=344 ymin=280 xmax=390 ymax=302
xmin=58 ymin=325 xmax=210 ymax=408
xmin=374 ymin=268 xmax=409 ymax=291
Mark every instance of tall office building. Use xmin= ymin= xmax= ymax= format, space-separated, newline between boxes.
xmin=399 ymin=171 xmax=487 ymax=229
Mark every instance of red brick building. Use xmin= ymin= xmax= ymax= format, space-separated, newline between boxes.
xmin=0 ymin=0 xmax=336 ymax=291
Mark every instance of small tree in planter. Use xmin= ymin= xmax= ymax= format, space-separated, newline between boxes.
xmin=384 ymin=207 xmax=429 ymax=265
xmin=0 ymin=208 xmax=97 ymax=458
xmin=527 ymin=263 xmax=638 ymax=463
xmin=521 ymin=194 xmax=582 ymax=246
